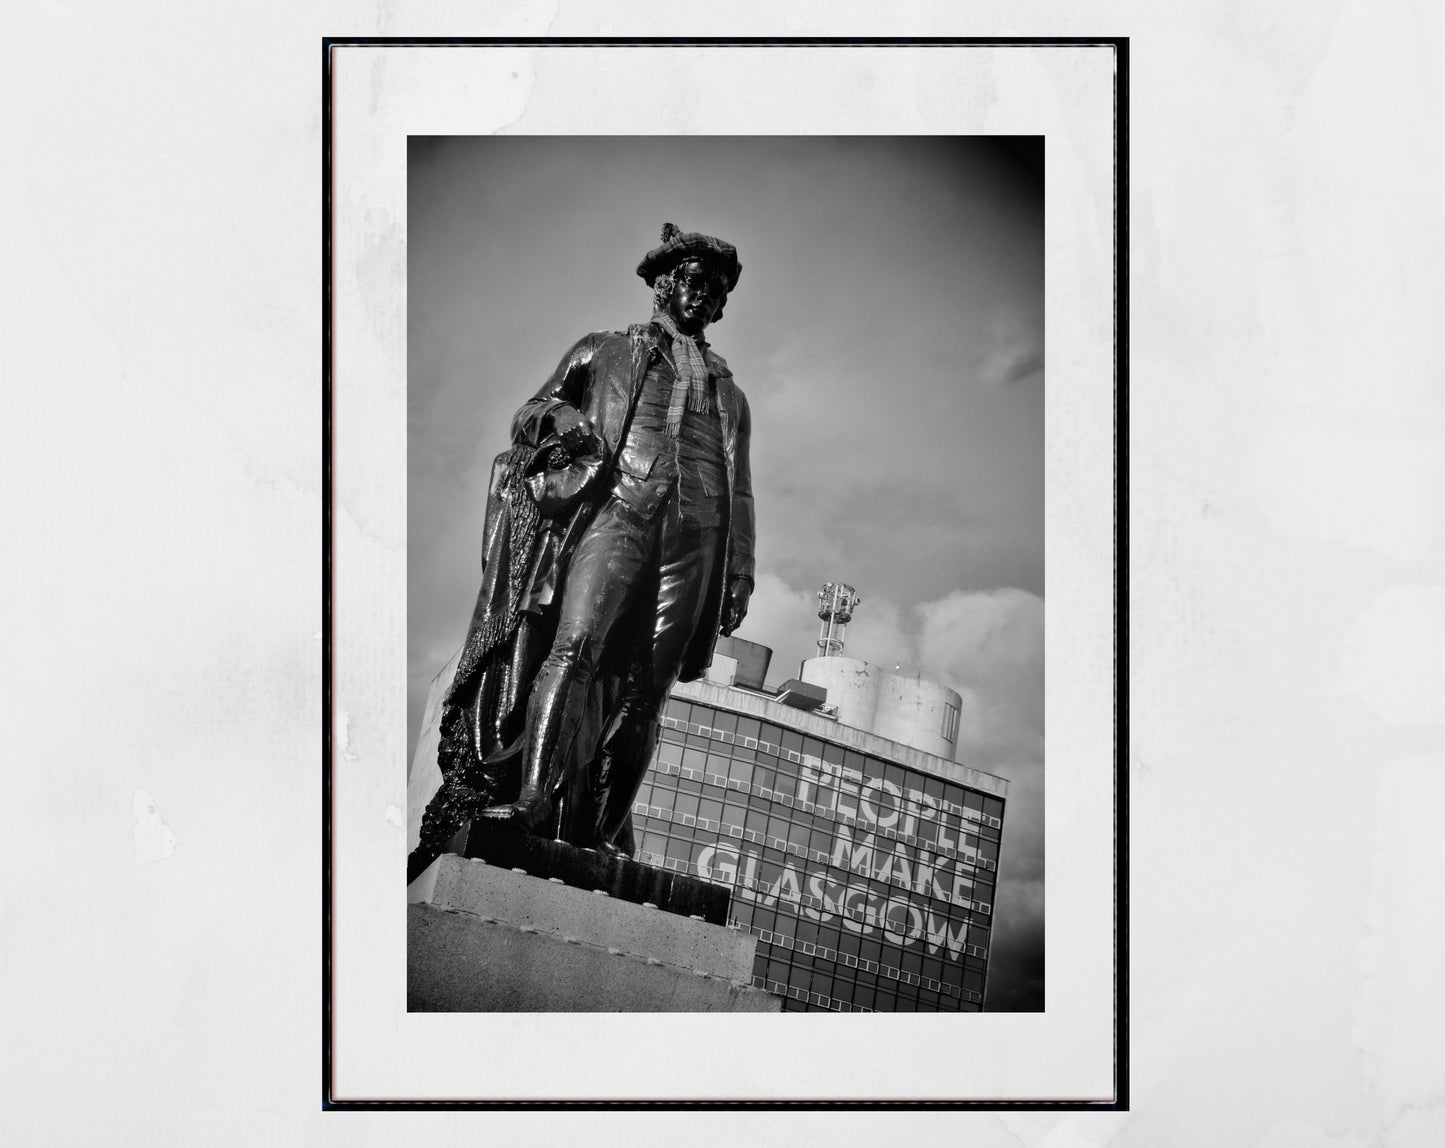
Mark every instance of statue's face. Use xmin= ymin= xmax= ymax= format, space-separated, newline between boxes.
xmin=666 ymin=259 xmax=727 ymax=335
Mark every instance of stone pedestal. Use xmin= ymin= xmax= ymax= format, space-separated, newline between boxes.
xmin=408 ymin=854 xmax=780 ymax=1012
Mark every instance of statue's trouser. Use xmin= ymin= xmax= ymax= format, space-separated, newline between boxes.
xmin=512 ymin=491 xmax=723 ymax=843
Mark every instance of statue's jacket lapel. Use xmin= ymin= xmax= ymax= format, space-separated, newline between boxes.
xmin=506 ymin=323 xmax=753 ymax=677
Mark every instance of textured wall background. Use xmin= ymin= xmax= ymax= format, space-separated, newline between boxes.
xmin=2 ymin=3 xmax=1442 ymax=1144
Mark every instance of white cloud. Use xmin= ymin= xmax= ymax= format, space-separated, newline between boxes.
xmin=829 ymin=594 xmax=914 ymax=675
xmin=733 ymin=572 xmax=817 ymax=682
xmin=976 ymin=306 xmax=1045 ymax=388
xmin=916 ymin=587 xmax=1045 ymax=763
xmin=917 ymin=587 xmax=1045 ymax=687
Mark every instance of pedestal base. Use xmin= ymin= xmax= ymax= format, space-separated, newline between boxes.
xmin=460 ymin=820 xmax=731 ymax=924
xmin=407 ymin=855 xmax=780 ymax=1013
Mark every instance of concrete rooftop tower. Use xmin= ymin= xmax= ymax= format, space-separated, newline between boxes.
xmin=800 ymin=579 xmax=963 ymax=760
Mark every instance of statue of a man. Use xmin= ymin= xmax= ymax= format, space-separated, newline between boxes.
xmin=412 ymin=223 xmax=754 ymax=870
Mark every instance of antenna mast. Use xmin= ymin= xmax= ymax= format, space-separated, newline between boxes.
xmin=816 ymin=582 xmax=862 ymax=656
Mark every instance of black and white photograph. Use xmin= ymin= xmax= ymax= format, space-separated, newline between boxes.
xmin=325 ymin=40 xmax=1118 ymax=1105
xmin=403 ymin=136 xmax=1046 ymax=1016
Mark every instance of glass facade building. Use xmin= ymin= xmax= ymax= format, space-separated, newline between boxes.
xmin=630 ymin=678 xmax=1008 ymax=1012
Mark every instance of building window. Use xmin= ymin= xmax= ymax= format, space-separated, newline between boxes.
xmin=941 ymin=702 xmax=959 ymax=741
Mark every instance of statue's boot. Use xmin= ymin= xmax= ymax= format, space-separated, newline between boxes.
xmin=479 ymin=636 xmax=594 ymax=834
xmin=593 ymin=698 xmax=664 ymax=853
xmin=477 ymin=716 xmax=556 ymax=832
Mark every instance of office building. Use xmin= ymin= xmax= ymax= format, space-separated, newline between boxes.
xmin=629 ymin=617 xmax=1008 ymax=1013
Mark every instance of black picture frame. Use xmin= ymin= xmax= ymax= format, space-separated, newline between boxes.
xmin=323 ymin=35 xmax=1128 ymax=1112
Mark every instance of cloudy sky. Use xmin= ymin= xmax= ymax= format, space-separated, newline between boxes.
xmin=408 ymin=135 xmax=1044 ymax=1010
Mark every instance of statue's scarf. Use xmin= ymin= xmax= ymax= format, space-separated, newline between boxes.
xmin=651 ymin=309 xmax=712 ymax=436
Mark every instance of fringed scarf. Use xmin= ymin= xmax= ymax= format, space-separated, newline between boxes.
xmin=651 ymin=309 xmax=712 ymax=436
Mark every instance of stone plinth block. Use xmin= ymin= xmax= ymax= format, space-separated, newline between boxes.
xmin=408 ymin=855 xmax=780 ymax=1013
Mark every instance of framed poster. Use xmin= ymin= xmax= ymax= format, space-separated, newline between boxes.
xmin=325 ymin=38 xmax=1124 ymax=1107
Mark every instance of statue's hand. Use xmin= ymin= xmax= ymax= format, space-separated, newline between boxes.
xmin=721 ymin=577 xmax=752 ymax=636
xmin=550 ymin=407 xmax=598 ymax=458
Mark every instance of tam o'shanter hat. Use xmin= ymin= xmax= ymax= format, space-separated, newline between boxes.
xmin=636 ymin=222 xmax=742 ymax=291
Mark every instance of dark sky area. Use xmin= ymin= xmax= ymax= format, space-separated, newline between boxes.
xmin=407 ymin=136 xmax=1044 ymax=1010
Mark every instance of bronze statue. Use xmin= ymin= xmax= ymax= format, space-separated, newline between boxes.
xmin=411 ymin=223 xmax=754 ymax=872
